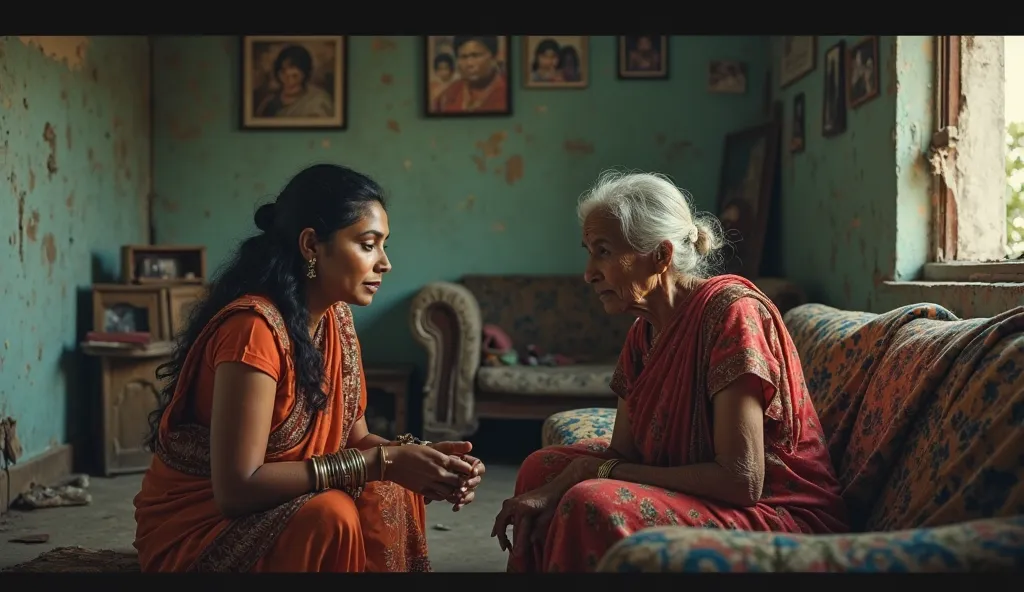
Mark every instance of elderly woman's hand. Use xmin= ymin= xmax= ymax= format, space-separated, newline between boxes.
xmin=491 ymin=479 xmax=564 ymax=554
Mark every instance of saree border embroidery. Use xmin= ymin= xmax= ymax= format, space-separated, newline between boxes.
xmin=154 ymin=297 xmax=330 ymax=572
xmin=694 ymin=285 xmax=798 ymax=459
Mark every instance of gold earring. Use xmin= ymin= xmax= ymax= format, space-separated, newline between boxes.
xmin=306 ymin=257 xmax=317 ymax=279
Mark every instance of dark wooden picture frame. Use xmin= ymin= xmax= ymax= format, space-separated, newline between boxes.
xmin=240 ymin=35 xmax=348 ymax=130
xmin=822 ymin=40 xmax=847 ymax=137
xmin=847 ymin=35 xmax=881 ymax=109
xmin=779 ymin=36 xmax=817 ymax=88
xmin=424 ymin=36 xmax=512 ymax=118
xmin=521 ymin=36 xmax=589 ymax=89
xmin=715 ymin=121 xmax=781 ymax=280
xmin=617 ymin=36 xmax=669 ymax=80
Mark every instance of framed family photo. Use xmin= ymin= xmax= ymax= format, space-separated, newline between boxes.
xmin=522 ymin=36 xmax=589 ymax=89
xmin=241 ymin=35 xmax=347 ymax=130
xmin=822 ymin=40 xmax=847 ymax=137
xmin=424 ymin=35 xmax=512 ymax=117
xmin=617 ymin=35 xmax=669 ymax=79
xmin=708 ymin=60 xmax=747 ymax=94
xmin=847 ymin=35 xmax=880 ymax=108
xmin=779 ymin=36 xmax=816 ymax=88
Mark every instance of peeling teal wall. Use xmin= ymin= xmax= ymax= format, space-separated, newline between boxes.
xmin=152 ymin=35 xmax=771 ymax=364
xmin=0 ymin=36 xmax=152 ymax=462
xmin=771 ymin=35 xmax=1024 ymax=317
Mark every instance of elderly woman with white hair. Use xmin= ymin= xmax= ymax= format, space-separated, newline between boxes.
xmin=492 ymin=171 xmax=850 ymax=572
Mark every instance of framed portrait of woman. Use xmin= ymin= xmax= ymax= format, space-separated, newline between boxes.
xmin=521 ymin=36 xmax=589 ymax=89
xmin=241 ymin=35 xmax=347 ymax=130
xmin=424 ymin=35 xmax=512 ymax=117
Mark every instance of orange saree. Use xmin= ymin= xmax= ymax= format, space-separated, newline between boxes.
xmin=133 ymin=296 xmax=430 ymax=572
xmin=509 ymin=275 xmax=849 ymax=572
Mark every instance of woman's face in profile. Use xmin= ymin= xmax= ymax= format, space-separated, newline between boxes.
xmin=581 ymin=211 xmax=658 ymax=315
xmin=313 ymin=202 xmax=392 ymax=307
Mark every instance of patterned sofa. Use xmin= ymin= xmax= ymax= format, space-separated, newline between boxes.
xmin=409 ymin=275 xmax=632 ymax=440
xmin=542 ymin=302 xmax=1024 ymax=572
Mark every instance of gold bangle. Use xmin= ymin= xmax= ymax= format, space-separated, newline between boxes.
xmin=378 ymin=445 xmax=391 ymax=482
xmin=597 ymin=459 xmax=620 ymax=480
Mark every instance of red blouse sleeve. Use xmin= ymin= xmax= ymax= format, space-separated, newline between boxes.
xmin=705 ymin=297 xmax=784 ymax=421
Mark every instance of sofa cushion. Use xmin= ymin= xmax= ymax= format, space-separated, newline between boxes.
xmin=476 ymin=364 xmax=616 ymax=397
xmin=542 ymin=407 xmax=616 ymax=447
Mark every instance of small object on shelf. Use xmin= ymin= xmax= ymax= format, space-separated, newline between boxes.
xmin=121 ymin=244 xmax=206 ymax=285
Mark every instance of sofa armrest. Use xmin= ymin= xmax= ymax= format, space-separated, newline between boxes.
xmin=595 ymin=516 xmax=1024 ymax=572
xmin=408 ymin=281 xmax=482 ymax=441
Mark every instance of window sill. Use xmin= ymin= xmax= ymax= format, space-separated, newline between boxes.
xmin=921 ymin=261 xmax=1024 ymax=283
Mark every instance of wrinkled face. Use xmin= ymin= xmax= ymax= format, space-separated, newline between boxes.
xmin=303 ymin=201 xmax=392 ymax=307
xmin=581 ymin=210 xmax=661 ymax=315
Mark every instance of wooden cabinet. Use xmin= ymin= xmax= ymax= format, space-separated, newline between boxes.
xmin=82 ymin=342 xmax=173 ymax=475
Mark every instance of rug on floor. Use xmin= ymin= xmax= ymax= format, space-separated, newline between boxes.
xmin=1 ymin=546 xmax=140 ymax=572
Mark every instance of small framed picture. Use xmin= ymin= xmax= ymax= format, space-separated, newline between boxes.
xmin=779 ymin=36 xmax=816 ymax=88
xmin=822 ymin=40 xmax=847 ymax=138
xmin=241 ymin=36 xmax=347 ymax=130
xmin=708 ymin=61 xmax=747 ymax=94
xmin=847 ymin=36 xmax=880 ymax=109
xmin=425 ymin=36 xmax=512 ymax=117
xmin=617 ymin=35 xmax=669 ymax=79
xmin=522 ymin=36 xmax=589 ymax=89
xmin=791 ymin=93 xmax=806 ymax=153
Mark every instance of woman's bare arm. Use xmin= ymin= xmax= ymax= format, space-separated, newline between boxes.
xmin=346 ymin=416 xmax=390 ymax=449
xmin=607 ymin=397 xmax=643 ymax=463
xmin=209 ymin=362 xmax=382 ymax=518
xmin=570 ymin=374 xmax=767 ymax=507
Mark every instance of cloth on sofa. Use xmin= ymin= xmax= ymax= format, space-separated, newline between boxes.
xmin=787 ymin=303 xmax=1024 ymax=532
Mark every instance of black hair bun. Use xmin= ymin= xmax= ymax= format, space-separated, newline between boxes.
xmin=254 ymin=203 xmax=276 ymax=232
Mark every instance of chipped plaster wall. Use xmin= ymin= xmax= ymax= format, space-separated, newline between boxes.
xmin=152 ymin=35 xmax=771 ymax=364
xmin=771 ymin=35 xmax=1024 ymax=318
xmin=0 ymin=36 xmax=152 ymax=462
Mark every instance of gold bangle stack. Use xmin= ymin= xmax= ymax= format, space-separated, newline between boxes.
xmin=597 ymin=458 xmax=620 ymax=479
xmin=311 ymin=448 xmax=368 ymax=499
xmin=378 ymin=444 xmax=393 ymax=482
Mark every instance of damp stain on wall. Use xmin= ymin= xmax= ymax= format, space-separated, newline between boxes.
xmin=0 ymin=36 xmax=152 ymax=462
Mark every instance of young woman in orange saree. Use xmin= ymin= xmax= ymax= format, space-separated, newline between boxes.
xmin=493 ymin=172 xmax=848 ymax=572
xmin=134 ymin=164 xmax=486 ymax=572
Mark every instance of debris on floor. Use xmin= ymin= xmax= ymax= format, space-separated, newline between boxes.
xmin=8 ymin=534 xmax=48 ymax=545
xmin=432 ymin=523 xmax=452 ymax=531
xmin=13 ymin=475 xmax=92 ymax=510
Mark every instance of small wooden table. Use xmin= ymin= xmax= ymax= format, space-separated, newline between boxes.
xmin=363 ymin=363 xmax=414 ymax=437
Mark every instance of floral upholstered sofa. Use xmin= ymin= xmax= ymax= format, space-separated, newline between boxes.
xmin=410 ymin=275 xmax=807 ymax=441
xmin=542 ymin=302 xmax=1024 ymax=572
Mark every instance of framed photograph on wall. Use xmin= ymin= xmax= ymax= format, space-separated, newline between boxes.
xmin=425 ymin=35 xmax=512 ymax=117
xmin=522 ymin=36 xmax=589 ymax=89
xmin=847 ymin=35 xmax=880 ymax=109
xmin=617 ymin=35 xmax=669 ymax=79
xmin=241 ymin=35 xmax=347 ymax=130
xmin=708 ymin=60 xmax=747 ymax=94
xmin=822 ymin=40 xmax=847 ymax=137
xmin=779 ymin=36 xmax=816 ymax=88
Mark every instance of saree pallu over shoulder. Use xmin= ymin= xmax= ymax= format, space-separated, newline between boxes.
xmin=149 ymin=296 xmax=364 ymax=572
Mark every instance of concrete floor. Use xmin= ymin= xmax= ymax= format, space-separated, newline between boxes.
xmin=0 ymin=464 xmax=518 ymax=572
